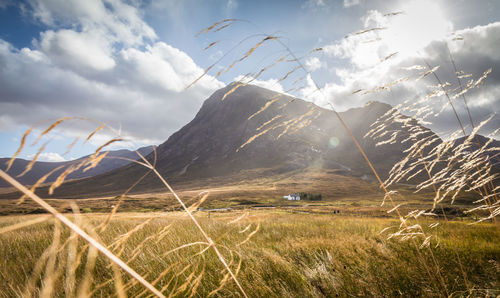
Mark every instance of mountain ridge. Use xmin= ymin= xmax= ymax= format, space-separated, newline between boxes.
xmin=0 ymin=146 xmax=154 ymax=188
xmin=1 ymin=83 xmax=448 ymax=198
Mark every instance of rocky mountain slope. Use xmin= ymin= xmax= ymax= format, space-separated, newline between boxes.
xmin=1 ymin=83 xmax=441 ymax=198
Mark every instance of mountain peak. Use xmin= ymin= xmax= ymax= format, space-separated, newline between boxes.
xmin=211 ymin=82 xmax=281 ymax=101
xmin=363 ymin=100 xmax=393 ymax=110
xmin=149 ymin=84 xmax=413 ymax=180
xmin=12 ymin=83 xmax=436 ymax=198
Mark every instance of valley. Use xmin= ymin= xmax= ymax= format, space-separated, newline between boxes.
xmin=0 ymin=168 xmax=479 ymax=219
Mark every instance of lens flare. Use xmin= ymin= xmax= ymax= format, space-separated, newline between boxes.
xmin=328 ymin=137 xmax=339 ymax=148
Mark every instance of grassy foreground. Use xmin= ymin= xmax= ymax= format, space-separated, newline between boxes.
xmin=0 ymin=211 xmax=499 ymax=297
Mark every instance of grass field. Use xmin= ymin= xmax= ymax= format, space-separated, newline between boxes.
xmin=0 ymin=169 xmax=479 ymax=218
xmin=1 ymin=210 xmax=499 ymax=297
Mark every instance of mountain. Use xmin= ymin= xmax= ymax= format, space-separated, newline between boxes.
xmin=1 ymin=83 xmax=439 ymax=198
xmin=453 ymin=134 xmax=499 ymax=148
xmin=0 ymin=146 xmax=154 ymax=188
xmin=452 ymin=134 xmax=500 ymax=168
xmin=149 ymin=84 xmax=410 ymax=178
xmin=454 ymin=134 xmax=500 ymax=155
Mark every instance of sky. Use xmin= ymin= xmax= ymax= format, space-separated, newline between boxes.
xmin=0 ymin=0 xmax=499 ymax=161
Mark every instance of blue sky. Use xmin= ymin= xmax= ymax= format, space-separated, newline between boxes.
xmin=0 ymin=0 xmax=499 ymax=161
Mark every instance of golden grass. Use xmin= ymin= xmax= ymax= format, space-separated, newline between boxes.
xmin=0 ymin=169 xmax=166 ymax=297
xmin=0 ymin=211 xmax=498 ymax=297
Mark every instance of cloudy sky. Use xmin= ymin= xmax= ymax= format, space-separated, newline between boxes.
xmin=0 ymin=0 xmax=499 ymax=161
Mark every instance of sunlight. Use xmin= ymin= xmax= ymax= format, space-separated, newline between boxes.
xmin=329 ymin=0 xmax=453 ymax=69
xmin=384 ymin=0 xmax=452 ymax=58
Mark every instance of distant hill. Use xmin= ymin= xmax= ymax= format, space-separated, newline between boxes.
xmin=0 ymin=146 xmax=154 ymax=188
xmin=1 ymin=83 xmax=442 ymax=199
xmin=453 ymin=134 xmax=500 ymax=164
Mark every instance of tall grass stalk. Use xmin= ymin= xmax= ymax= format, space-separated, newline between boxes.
xmin=0 ymin=169 xmax=166 ymax=298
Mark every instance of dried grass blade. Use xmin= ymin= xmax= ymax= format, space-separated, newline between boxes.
xmin=17 ymin=142 xmax=48 ymax=178
xmin=93 ymin=138 xmax=124 ymax=156
xmin=6 ymin=127 xmax=34 ymax=171
xmin=40 ymin=220 xmax=61 ymax=298
xmin=346 ymin=27 xmax=386 ymax=38
xmin=64 ymin=136 xmax=80 ymax=155
xmin=222 ymin=82 xmax=247 ymax=101
xmin=32 ymin=117 xmax=74 ymax=146
xmin=203 ymin=41 xmax=219 ymax=51
xmin=84 ymin=124 xmax=105 ymax=144
xmin=0 ymin=215 xmax=50 ymax=235
xmin=196 ymin=19 xmax=235 ymax=36
xmin=0 ymin=169 xmax=166 ymax=298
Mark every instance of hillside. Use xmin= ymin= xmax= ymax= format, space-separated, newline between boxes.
xmin=0 ymin=146 xmax=154 ymax=188
xmin=453 ymin=134 xmax=500 ymax=166
xmin=1 ymin=83 xmax=440 ymax=198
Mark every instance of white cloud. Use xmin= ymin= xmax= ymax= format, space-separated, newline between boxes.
xmin=304 ymin=57 xmax=324 ymax=72
xmin=313 ymin=6 xmax=500 ymax=138
xmin=39 ymin=29 xmax=116 ymax=72
xmin=28 ymin=152 xmax=67 ymax=162
xmin=320 ymin=21 xmax=500 ymax=109
xmin=26 ymin=0 xmax=156 ymax=46
xmin=302 ymin=0 xmax=325 ymax=9
xmin=234 ymin=75 xmax=284 ymax=94
xmin=0 ymin=0 xmax=224 ymax=146
xmin=120 ymin=42 xmax=217 ymax=93
xmin=226 ymin=0 xmax=238 ymax=11
xmin=326 ymin=1 xmax=452 ymax=68
xmin=343 ymin=0 xmax=359 ymax=8
xmin=0 ymin=0 xmax=14 ymax=9
xmin=448 ymin=22 xmax=500 ymax=61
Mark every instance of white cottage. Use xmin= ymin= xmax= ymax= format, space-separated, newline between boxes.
xmin=283 ymin=193 xmax=300 ymax=201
